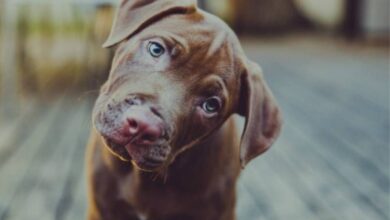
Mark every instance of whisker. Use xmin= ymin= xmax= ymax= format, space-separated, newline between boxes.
xmin=77 ymin=89 xmax=100 ymax=101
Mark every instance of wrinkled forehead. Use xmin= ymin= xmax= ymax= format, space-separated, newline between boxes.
xmin=134 ymin=10 xmax=241 ymax=66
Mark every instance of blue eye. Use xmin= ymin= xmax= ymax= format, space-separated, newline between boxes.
xmin=202 ymin=96 xmax=222 ymax=114
xmin=148 ymin=42 xmax=165 ymax=57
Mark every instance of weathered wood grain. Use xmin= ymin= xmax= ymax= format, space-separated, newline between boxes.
xmin=3 ymin=100 xmax=90 ymax=220
xmin=0 ymin=38 xmax=388 ymax=220
xmin=0 ymin=98 xmax=65 ymax=219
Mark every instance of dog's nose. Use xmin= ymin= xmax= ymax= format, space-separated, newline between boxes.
xmin=125 ymin=107 xmax=163 ymax=144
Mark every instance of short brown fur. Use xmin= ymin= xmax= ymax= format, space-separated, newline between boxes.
xmin=87 ymin=1 xmax=282 ymax=219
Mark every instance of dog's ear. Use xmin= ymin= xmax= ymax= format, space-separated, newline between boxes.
xmin=103 ymin=0 xmax=197 ymax=47
xmin=237 ymin=61 xmax=282 ymax=168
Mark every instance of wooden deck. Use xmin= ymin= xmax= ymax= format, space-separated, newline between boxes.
xmin=0 ymin=37 xmax=388 ymax=220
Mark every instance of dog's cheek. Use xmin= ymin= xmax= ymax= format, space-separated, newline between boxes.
xmin=196 ymin=107 xmax=221 ymax=127
xmin=187 ymin=110 xmax=218 ymax=139
xmin=92 ymin=102 xmax=106 ymax=134
xmin=92 ymin=100 xmax=125 ymax=143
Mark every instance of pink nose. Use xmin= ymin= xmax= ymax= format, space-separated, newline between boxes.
xmin=125 ymin=108 xmax=163 ymax=144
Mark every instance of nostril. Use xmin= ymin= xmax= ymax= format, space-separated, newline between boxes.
xmin=127 ymin=119 xmax=139 ymax=134
xmin=123 ymin=108 xmax=164 ymax=144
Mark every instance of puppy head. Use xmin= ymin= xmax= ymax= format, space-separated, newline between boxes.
xmin=93 ymin=0 xmax=282 ymax=172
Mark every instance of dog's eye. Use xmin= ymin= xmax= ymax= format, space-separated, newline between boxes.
xmin=147 ymin=42 xmax=165 ymax=57
xmin=202 ymin=97 xmax=222 ymax=114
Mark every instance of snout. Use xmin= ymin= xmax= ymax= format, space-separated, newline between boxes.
xmin=94 ymin=96 xmax=172 ymax=171
xmin=125 ymin=107 xmax=165 ymax=145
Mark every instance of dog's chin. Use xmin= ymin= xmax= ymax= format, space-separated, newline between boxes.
xmin=125 ymin=143 xmax=169 ymax=172
xmin=103 ymin=138 xmax=170 ymax=172
xmin=130 ymin=158 xmax=163 ymax=172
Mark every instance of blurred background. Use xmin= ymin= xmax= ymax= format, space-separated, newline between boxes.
xmin=0 ymin=0 xmax=388 ymax=219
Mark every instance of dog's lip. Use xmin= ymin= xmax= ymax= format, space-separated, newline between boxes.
xmin=124 ymin=143 xmax=166 ymax=170
xmin=102 ymin=133 xmax=171 ymax=171
xmin=132 ymin=158 xmax=164 ymax=171
xmin=102 ymin=131 xmax=169 ymax=148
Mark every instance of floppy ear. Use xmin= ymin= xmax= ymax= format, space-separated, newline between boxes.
xmin=103 ymin=0 xmax=197 ymax=47
xmin=237 ymin=61 xmax=282 ymax=168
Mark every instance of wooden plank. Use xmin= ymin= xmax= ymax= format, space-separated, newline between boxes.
xmin=242 ymin=40 xmax=388 ymax=110
xmin=62 ymin=171 xmax=87 ymax=220
xmin=240 ymin=155 xmax=321 ymax=220
xmin=0 ymin=1 xmax=19 ymax=118
xmin=256 ymin=150 xmax=345 ymax=220
xmin=269 ymin=141 xmax=381 ymax=220
xmin=266 ymin=75 xmax=389 ymax=219
xmin=236 ymin=118 xmax=268 ymax=220
xmin=0 ymin=37 xmax=385 ymax=220
xmin=278 ymin=69 xmax=387 ymax=181
xmin=236 ymin=178 xmax=268 ymax=220
xmin=0 ymin=97 xmax=65 ymax=219
xmin=242 ymin=44 xmax=389 ymax=219
xmin=273 ymin=124 xmax=388 ymax=220
xmin=286 ymin=119 xmax=388 ymax=219
xmin=53 ymin=102 xmax=91 ymax=220
xmin=274 ymin=85 xmax=389 ymax=216
xmin=281 ymin=58 xmax=388 ymax=136
xmin=0 ymin=100 xmax=35 ymax=140
xmin=2 ymin=100 xmax=90 ymax=220
xmin=0 ymin=101 xmax=41 ymax=168
xmin=247 ymin=58 xmax=388 ymax=167
xmin=261 ymin=61 xmax=389 ymax=174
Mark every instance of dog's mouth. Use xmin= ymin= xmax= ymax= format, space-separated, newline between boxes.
xmin=94 ymin=97 xmax=175 ymax=172
xmin=125 ymin=142 xmax=170 ymax=171
xmin=104 ymin=138 xmax=171 ymax=172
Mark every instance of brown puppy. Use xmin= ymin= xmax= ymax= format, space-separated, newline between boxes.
xmin=86 ymin=0 xmax=282 ymax=219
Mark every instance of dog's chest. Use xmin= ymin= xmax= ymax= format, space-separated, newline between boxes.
xmin=116 ymin=171 xmax=233 ymax=219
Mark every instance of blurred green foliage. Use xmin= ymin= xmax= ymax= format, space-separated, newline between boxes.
xmin=1 ymin=3 xmax=114 ymax=98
